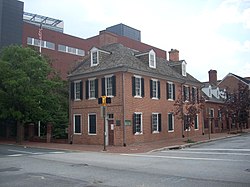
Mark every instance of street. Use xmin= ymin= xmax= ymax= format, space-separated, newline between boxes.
xmin=0 ymin=134 xmax=250 ymax=187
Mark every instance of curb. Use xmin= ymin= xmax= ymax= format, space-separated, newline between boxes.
xmin=148 ymin=133 xmax=242 ymax=153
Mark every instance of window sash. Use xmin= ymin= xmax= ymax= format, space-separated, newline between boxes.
xmin=152 ymin=80 xmax=157 ymax=98
xmin=152 ymin=114 xmax=158 ymax=132
xmin=135 ymin=77 xmax=141 ymax=96
xmin=75 ymin=82 xmax=81 ymax=100
xmin=106 ymin=77 xmax=113 ymax=96
xmin=92 ymin=51 xmax=98 ymax=65
xmin=88 ymin=114 xmax=96 ymax=134
xmin=89 ymin=79 xmax=95 ymax=98
xmin=74 ymin=115 xmax=81 ymax=134
xmin=168 ymin=113 xmax=174 ymax=131
xmin=135 ymin=114 xmax=142 ymax=133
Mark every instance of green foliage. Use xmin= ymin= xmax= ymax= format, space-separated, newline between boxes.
xmin=0 ymin=45 xmax=68 ymax=138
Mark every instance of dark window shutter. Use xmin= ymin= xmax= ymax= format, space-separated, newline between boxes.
xmin=80 ymin=81 xmax=83 ymax=100
xmin=95 ymin=79 xmax=98 ymax=98
xmin=173 ymin=84 xmax=176 ymax=100
xmin=168 ymin=113 xmax=171 ymax=130
xmin=166 ymin=83 xmax=169 ymax=99
xmin=70 ymin=82 xmax=74 ymax=100
xmin=188 ymin=87 xmax=191 ymax=101
xmin=158 ymin=81 xmax=160 ymax=99
xmin=132 ymin=77 xmax=135 ymax=96
xmin=85 ymin=80 xmax=89 ymax=99
xmin=150 ymin=80 xmax=153 ymax=98
xmin=158 ymin=114 xmax=162 ymax=132
xmin=183 ymin=86 xmax=186 ymax=101
xmin=112 ymin=76 xmax=116 ymax=96
xmin=133 ymin=113 xmax=136 ymax=134
xmin=102 ymin=78 xmax=105 ymax=96
xmin=197 ymin=88 xmax=199 ymax=103
xmin=141 ymin=78 xmax=145 ymax=97
xmin=151 ymin=114 xmax=153 ymax=133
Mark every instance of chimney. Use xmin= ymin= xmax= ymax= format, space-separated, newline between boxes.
xmin=208 ymin=69 xmax=217 ymax=86
xmin=168 ymin=49 xmax=179 ymax=61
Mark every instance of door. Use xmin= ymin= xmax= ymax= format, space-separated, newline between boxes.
xmin=108 ymin=119 xmax=114 ymax=146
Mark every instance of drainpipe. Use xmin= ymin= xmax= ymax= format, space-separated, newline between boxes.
xmin=122 ymin=72 xmax=126 ymax=146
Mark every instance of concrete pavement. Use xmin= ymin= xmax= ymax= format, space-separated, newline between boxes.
xmin=0 ymin=130 xmax=249 ymax=154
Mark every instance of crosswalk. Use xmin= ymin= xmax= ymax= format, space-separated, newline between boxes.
xmin=6 ymin=149 xmax=66 ymax=157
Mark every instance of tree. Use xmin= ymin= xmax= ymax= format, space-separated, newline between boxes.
xmin=174 ymin=87 xmax=204 ymax=141
xmin=221 ymin=83 xmax=250 ymax=131
xmin=0 ymin=45 xmax=68 ymax=142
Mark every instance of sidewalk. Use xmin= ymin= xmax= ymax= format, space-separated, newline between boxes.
xmin=1 ymin=130 xmax=249 ymax=154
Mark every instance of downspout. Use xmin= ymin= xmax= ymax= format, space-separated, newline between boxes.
xmin=122 ymin=72 xmax=126 ymax=146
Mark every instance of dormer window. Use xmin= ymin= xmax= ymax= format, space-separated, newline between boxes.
xmin=182 ymin=61 xmax=186 ymax=76
xmin=149 ymin=50 xmax=156 ymax=68
xmin=90 ymin=47 xmax=99 ymax=66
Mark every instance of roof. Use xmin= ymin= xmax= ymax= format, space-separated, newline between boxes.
xmin=69 ymin=43 xmax=202 ymax=85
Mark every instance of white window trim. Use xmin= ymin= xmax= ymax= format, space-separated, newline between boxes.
xmin=134 ymin=112 xmax=143 ymax=135
xmin=168 ymin=113 xmax=175 ymax=132
xmin=195 ymin=114 xmax=199 ymax=130
xmin=88 ymin=113 xmax=97 ymax=135
xmin=151 ymin=78 xmax=159 ymax=100
xmin=152 ymin=113 xmax=160 ymax=133
xmin=134 ymin=75 xmax=142 ymax=98
xmin=167 ymin=81 xmax=174 ymax=101
xmin=88 ymin=77 xmax=96 ymax=99
xmin=105 ymin=74 xmax=114 ymax=97
xmin=73 ymin=114 xmax=82 ymax=135
xmin=182 ymin=61 xmax=187 ymax=76
xmin=91 ymin=47 xmax=99 ymax=66
xmin=74 ymin=80 xmax=81 ymax=101
xmin=149 ymin=49 xmax=156 ymax=68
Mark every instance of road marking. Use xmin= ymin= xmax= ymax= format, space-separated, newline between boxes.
xmin=8 ymin=149 xmax=34 ymax=154
xmin=185 ymin=148 xmax=250 ymax=152
xmin=8 ymin=154 xmax=24 ymax=157
xmin=49 ymin=151 xmax=65 ymax=154
xmin=121 ymin=154 xmax=250 ymax=162
xmin=161 ymin=150 xmax=250 ymax=156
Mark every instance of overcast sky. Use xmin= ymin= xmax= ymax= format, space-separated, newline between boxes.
xmin=20 ymin=0 xmax=250 ymax=82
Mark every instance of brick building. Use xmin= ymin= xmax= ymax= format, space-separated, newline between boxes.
xmin=69 ymin=43 xmax=203 ymax=146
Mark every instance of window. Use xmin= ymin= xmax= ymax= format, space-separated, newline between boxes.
xmin=58 ymin=44 xmax=67 ymax=52
xmin=183 ymin=85 xmax=190 ymax=101
xmin=74 ymin=81 xmax=81 ymax=100
xmin=184 ymin=114 xmax=190 ymax=131
xmin=168 ymin=113 xmax=174 ymax=131
xmin=88 ymin=113 xmax=97 ymax=135
xmin=58 ymin=44 xmax=84 ymax=56
xmin=133 ymin=113 xmax=142 ymax=134
xmin=192 ymin=87 xmax=196 ymax=102
xmin=132 ymin=76 xmax=144 ymax=97
xmin=102 ymin=75 xmax=116 ymax=97
xmin=70 ymin=81 xmax=83 ymax=100
xmin=91 ymin=48 xmax=99 ymax=66
xmin=167 ymin=82 xmax=175 ymax=100
xmin=194 ymin=114 xmax=199 ymax=130
xmin=27 ymin=37 xmax=55 ymax=50
xmin=149 ymin=50 xmax=156 ymax=68
xmin=150 ymin=79 xmax=160 ymax=99
xmin=73 ymin=114 xmax=81 ymax=134
xmin=210 ymin=108 xmax=214 ymax=118
xmin=86 ymin=78 xmax=98 ymax=99
xmin=152 ymin=113 xmax=161 ymax=133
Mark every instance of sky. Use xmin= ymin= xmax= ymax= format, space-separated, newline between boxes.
xmin=20 ymin=0 xmax=250 ymax=82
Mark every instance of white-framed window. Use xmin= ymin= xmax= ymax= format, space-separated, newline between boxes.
xmin=210 ymin=108 xmax=214 ymax=118
xmin=88 ymin=113 xmax=97 ymax=135
xmin=27 ymin=37 xmax=55 ymax=50
xmin=91 ymin=48 xmax=99 ymax=66
xmin=133 ymin=112 xmax=143 ymax=134
xmin=168 ymin=113 xmax=174 ymax=132
xmin=194 ymin=114 xmax=199 ymax=130
xmin=149 ymin=49 xmax=156 ymax=68
xmin=167 ymin=82 xmax=175 ymax=100
xmin=183 ymin=85 xmax=190 ymax=102
xmin=58 ymin=44 xmax=84 ymax=56
xmin=74 ymin=81 xmax=81 ymax=100
xmin=152 ymin=113 xmax=161 ymax=133
xmin=89 ymin=78 xmax=96 ymax=99
xmin=132 ymin=75 xmax=144 ymax=97
xmin=73 ymin=114 xmax=81 ymax=134
xmin=105 ymin=76 xmax=113 ymax=96
xmin=150 ymin=79 xmax=160 ymax=99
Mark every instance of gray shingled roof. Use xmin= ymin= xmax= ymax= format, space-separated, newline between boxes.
xmin=69 ymin=43 xmax=201 ymax=85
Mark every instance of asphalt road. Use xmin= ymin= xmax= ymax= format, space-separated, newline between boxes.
xmin=0 ymin=133 xmax=249 ymax=187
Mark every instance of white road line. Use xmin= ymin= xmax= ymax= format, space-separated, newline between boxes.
xmin=121 ymin=154 xmax=250 ymax=162
xmin=161 ymin=150 xmax=250 ymax=156
xmin=8 ymin=149 xmax=34 ymax=154
xmin=49 ymin=151 xmax=65 ymax=154
xmin=8 ymin=154 xmax=23 ymax=157
xmin=185 ymin=148 xmax=250 ymax=152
